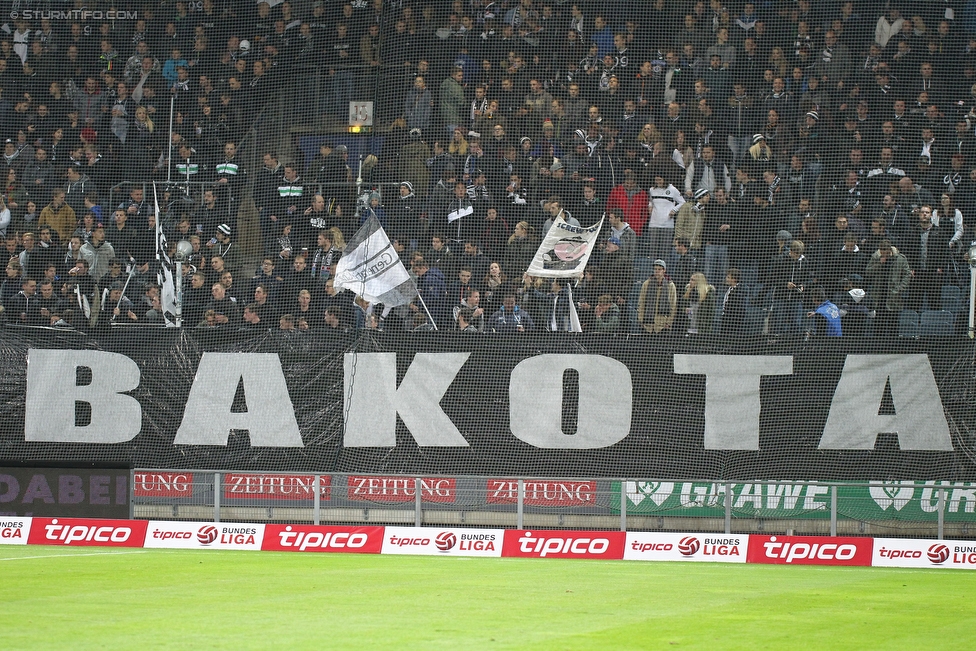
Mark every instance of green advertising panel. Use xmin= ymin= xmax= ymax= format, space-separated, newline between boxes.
xmin=611 ymin=481 xmax=976 ymax=522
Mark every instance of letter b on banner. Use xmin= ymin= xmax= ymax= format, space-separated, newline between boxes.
xmin=510 ymin=355 xmax=631 ymax=448
xmin=26 ymin=349 xmax=141 ymax=443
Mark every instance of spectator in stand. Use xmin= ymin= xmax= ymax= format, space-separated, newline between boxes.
xmin=488 ymin=286 xmax=535 ymax=333
xmin=647 ymin=172 xmax=686 ymax=261
xmin=607 ymin=169 xmax=650 ymax=240
xmin=637 ymin=260 xmax=676 ymax=334
xmin=39 ymin=189 xmax=75 ymax=242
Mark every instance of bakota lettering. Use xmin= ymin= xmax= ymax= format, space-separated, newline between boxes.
xmin=23 ymin=351 xmax=954 ymax=451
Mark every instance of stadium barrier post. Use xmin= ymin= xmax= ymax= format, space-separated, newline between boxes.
xmin=969 ymin=244 xmax=976 ymax=338
xmin=938 ymin=486 xmax=945 ymax=540
xmin=830 ymin=485 xmax=837 ymax=537
xmin=166 ymin=94 xmax=175 ymax=183
xmin=214 ymin=472 xmax=221 ymax=524
xmin=517 ymin=479 xmax=524 ymax=530
xmin=620 ymin=480 xmax=626 ymax=532
xmin=129 ymin=468 xmax=134 ymax=520
xmin=313 ymin=475 xmax=321 ymax=526
xmin=415 ymin=477 xmax=422 ymax=527
xmin=724 ymin=482 xmax=731 ymax=534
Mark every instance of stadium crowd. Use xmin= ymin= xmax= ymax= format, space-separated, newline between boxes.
xmin=1 ymin=1 xmax=975 ymax=337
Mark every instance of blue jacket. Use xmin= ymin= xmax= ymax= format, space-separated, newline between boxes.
xmin=814 ymin=300 xmax=842 ymax=337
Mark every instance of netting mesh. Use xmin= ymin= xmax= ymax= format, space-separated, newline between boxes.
xmin=1 ymin=2 xmax=976 ymax=487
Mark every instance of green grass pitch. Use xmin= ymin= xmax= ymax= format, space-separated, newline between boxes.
xmin=1 ymin=546 xmax=973 ymax=650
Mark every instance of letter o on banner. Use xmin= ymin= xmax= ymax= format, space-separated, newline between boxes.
xmin=509 ymin=355 xmax=631 ymax=448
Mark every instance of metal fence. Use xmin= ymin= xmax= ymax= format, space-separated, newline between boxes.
xmin=131 ymin=471 xmax=976 ymax=540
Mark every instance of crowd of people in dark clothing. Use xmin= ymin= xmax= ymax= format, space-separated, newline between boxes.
xmin=2 ymin=1 xmax=976 ymax=337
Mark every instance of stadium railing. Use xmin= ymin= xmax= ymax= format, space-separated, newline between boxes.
xmin=131 ymin=470 xmax=970 ymax=540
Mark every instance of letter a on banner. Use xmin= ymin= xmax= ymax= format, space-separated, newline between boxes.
xmin=175 ymin=353 xmax=303 ymax=447
xmin=819 ymin=354 xmax=952 ymax=450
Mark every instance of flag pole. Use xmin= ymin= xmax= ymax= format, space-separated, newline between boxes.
xmin=415 ymin=292 xmax=438 ymax=331
xmin=111 ymin=263 xmax=137 ymax=323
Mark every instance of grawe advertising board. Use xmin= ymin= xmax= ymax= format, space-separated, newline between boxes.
xmin=144 ymin=521 xmax=264 ymax=550
xmin=0 ymin=467 xmax=129 ymax=518
xmin=872 ymin=538 xmax=976 ymax=569
xmin=381 ymin=526 xmax=503 ymax=557
xmin=262 ymin=524 xmax=385 ymax=553
xmin=624 ymin=532 xmax=747 ymax=563
xmin=501 ymin=530 xmax=626 ymax=560
xmin=747 ymin=535 xmax=873 ymax=566
xmin=614 ymin=481 xmax=976 ymax=522
xmin=0 ymin=517 xmax=30 ymax=545
xmin=26 ymin=517 xmax=147 ymax=547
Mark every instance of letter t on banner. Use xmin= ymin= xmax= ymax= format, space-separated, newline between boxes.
xmin=674 ymin=355 xmax=793 ymax=450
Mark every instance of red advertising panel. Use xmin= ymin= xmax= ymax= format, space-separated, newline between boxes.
xmin=223 ymin=474 xmax=331 ymax=501
xmin=347 ymin=476 xmax=456 ymax=503
xmin=263 ymin=524 xmax=384 ymax=553
xmin=133 ymin=472 xmax=195 ymax=498
xmin=501 ymin=529 xmax=626 ymax=560
xmin=747 ymin=535 xmax=873 ymax=566
xmin=486 ymin=480 xmax=597 ymax=507
xmin=27 ymin=517 xmax=148 ymax=548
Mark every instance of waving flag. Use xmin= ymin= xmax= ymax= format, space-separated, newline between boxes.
xmin=333 ymin=214 xmax=418 ymax=306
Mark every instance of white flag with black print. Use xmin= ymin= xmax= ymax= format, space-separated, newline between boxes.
xmin=527 ymin=215 xmax=604 ymax=278
xmin=153 ymin=183 xmax=179 ymax=326
xmin=333 ymin=213 xmax=418 ymax=306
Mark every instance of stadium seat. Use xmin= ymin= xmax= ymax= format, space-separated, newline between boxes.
xmin=942 ymin=294 xmax=963 ymax=315
xmin=941 ymin=284 xmax=962 ymax=305
xmin=898 ymin=310 xmax=919 ymax=338
xmin=745 ymin=306 xmax=766 ymax=336
xmin=920 ymin=310 xmax=954 ymax=337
